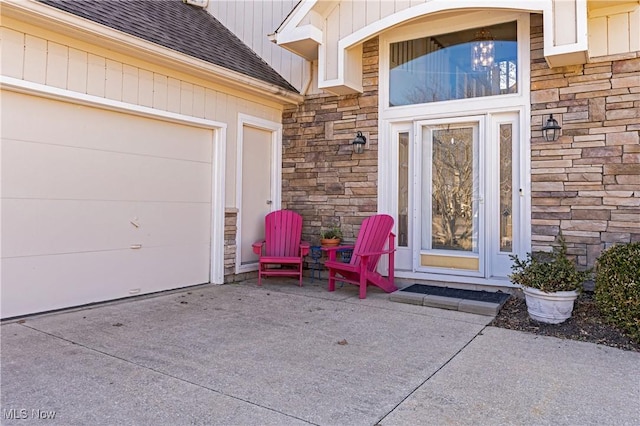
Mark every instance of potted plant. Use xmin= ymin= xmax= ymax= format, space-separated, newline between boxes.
xmin=320 ymin=226 xmax=342 ymax=247
xmin=509 ymin=235 xmax=591 ymax=324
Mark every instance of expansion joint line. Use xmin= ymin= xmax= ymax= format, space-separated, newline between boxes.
xmin=374 ymin=325 xmax=488 ymax=425
xmin=18 ymin=323 xmax=317 ymax=425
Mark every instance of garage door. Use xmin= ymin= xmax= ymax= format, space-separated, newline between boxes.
xmin=1 ymin=91 xmax=214 ymax=318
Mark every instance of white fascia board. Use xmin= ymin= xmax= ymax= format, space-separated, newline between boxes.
xmin=273 ymin=24 xmax=323 ymax=60
xmin=275 ymin=24 xmax=323 ymax=46
xmin=2 ymin=0 xmax=303 ymax=105
xmin=318 ymin=79 xmax=363 ymax=95
xmin=272 ymin=0 xmax=324 ymax=60
xmin=274 ymin=0 xmax=318 ymax=34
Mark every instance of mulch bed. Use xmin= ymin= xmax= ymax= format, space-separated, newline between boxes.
xmin=490 ymin=291 xmax=640 ymax=353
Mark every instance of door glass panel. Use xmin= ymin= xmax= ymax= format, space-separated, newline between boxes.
xmin=500 ymin=123 xmax=513 ymax=252
xmin=398 ymin=132 xmax=409 ymax=247
xmin=427 ymin=125 xmax=478 ymax=252
xmin=389 ymin=21 xmax=517 ymax=106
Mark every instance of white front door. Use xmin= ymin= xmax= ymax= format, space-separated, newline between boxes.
xmin=394 ymin=112 xmax=521 ymax=279
xmin=416 ymin=116 xmax=485 ymax=277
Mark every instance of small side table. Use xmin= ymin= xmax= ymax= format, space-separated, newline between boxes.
xmin=309 ymin=246 xmax=323 ymax=282
xmin=310 ymin=243 xmax=354 ymax=282
xmin=336 ymin=246 xmax=354 ymax=263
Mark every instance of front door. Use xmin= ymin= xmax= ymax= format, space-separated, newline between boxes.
xmin=417 ymin=117 xmax=484 ymax=277
xmin=397 ymin=112 xmax=520 ymax=279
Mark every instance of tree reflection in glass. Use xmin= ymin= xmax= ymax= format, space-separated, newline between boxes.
xmin=389 ymin=21 xmax=517 ymax=107
xmin=431 ymin=127 xmax=474 ymax=251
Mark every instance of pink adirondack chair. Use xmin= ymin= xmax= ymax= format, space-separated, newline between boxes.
xmin=323 ymin=214 xmax=397 ymax=299
xmin=252 ymin=210 xmax=310 ymax=287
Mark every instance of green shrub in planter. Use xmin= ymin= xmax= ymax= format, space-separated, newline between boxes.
xmin=509 ymin=236 xmax=591 ymax=293
xmin=595 ymin=242 xmax=640 ymax=343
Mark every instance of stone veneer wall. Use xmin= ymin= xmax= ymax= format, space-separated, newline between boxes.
xmin=530 ymin=14 xmax=640 ymax=268
xmin=281 ymin=38 xmax=381 ymax=244
xmin=223 ymin=210 xmax=256 ymax=282
xmin=224 ymin=210 xmax=237 ymax=279
xmin=278 ymin=14 xmax=639 ymax=274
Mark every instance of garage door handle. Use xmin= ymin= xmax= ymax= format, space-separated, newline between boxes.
xmin=266 ymin=200 xmax=272 ymax=205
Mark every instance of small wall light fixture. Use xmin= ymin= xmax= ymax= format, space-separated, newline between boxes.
xmin=542 ymin=114 xmax=561 ymax=142
xmin=352 ymin=131 xmax=367 ymax=154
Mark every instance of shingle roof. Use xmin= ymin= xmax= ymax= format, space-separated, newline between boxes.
xmin=38 ymin=0 xmax=298 ymax=93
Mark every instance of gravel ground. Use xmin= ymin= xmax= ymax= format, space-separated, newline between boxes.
xmin=490 ymin=291 xmax=640 ymax=353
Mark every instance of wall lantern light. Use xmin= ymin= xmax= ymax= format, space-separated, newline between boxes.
xmin=352 ymin=131 xmax=366 ymax=154
xmin=542 ymin=114 xmax=562 ymax=142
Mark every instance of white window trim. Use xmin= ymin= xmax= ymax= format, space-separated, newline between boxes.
xmin=379 ymin=11 xmax=530 ymax=119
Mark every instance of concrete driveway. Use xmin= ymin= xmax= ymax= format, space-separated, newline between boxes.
xmin=2 ymin=279 xmax=639 ymax=425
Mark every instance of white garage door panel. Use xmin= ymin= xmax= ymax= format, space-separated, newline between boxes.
xmin=2 ymin=140 xmax=211 ymax=202
xmin=1 ymin=245 xmax=210 ymax=319
xmin=1 ymin=91 xmax=217 ymax=319
xmin=2 ymin=199 xmax=211 ymax=258
xmin=2 ymin=92 xmax=212 ymax=162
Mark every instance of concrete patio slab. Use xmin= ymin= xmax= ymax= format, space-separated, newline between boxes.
xmin=2 ymin=279 xmax=639 ymax=425
xmin=380 ymin=326 xmax=640 ymax=425
xmin=1 ymin=324 xmax=306 ymax=425
xmin=2 ymin=280 xmax=487 ymax=425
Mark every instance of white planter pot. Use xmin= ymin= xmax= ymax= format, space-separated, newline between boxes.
xmin=523 ymin=287 xmax=579 ymax=324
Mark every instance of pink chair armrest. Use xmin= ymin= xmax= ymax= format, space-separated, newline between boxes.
xmin=357 ymin=247 xmax=396 ymax=257
xmin=322 ymin=245 xmax=355 ymax=252
xmin=300 ymin=241 xmax=311 ymax=256
xmin=252 ymin=240 xmax=265 ymax=255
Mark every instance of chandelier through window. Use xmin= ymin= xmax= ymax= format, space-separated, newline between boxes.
xmin=472 ymin=28 xmax=495 ymax=71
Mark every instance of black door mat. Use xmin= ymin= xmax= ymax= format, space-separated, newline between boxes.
xmin=401 ymin=284 xmax=511 ymax=304
xmin=391 ymin=284 xmax=511 ymax=316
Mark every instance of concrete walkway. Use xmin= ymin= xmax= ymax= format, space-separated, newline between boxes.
xmin=2 ymin=279 xmax=639 ymax=425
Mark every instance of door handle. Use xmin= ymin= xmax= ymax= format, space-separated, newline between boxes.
xmin=266 ymin=200 xmax=273 ymax=205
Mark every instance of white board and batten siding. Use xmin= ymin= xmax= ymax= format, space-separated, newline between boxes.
xmin=588 ymin=3 xmax=640 ymax=57
xmin=207 ymin=0 xmax=310 ymax=92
